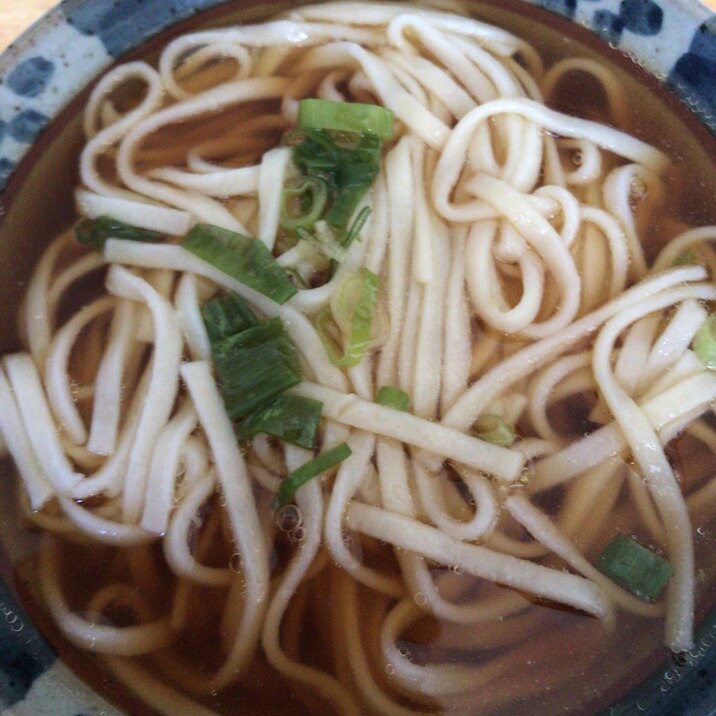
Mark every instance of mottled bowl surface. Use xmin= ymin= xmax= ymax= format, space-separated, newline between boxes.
xmin=1 ymin=0 xmax=716 ymax=714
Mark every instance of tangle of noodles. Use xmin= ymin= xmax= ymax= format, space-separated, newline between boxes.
xmin=4 ymin=2 xmax=716 ymax=714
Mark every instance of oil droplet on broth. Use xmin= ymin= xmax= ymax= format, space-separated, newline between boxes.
xmin=275 ymin=503 xmax=302 ymax=532
xmin=292 ymin=525 xmax=306 ymax=543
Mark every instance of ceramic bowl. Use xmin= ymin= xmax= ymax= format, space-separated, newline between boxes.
xmin=1 ymin=0 xmax=716 ymax=714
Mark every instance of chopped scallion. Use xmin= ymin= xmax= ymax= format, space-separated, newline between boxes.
xmin=316 ymin=268 xmax=379 ymax=367
xmin=292 ymin=129 xmax=382 ymax=231
xmin=344 ymin=206 xmax=371 ymax=248
xmin=237 ymin=394 xmax=323 ymax=449
xmin=201 ymin=292 xmax=258 ymax=343
xmin=183 ymin=223 xmax=297 ymax=304
xmin=200 ymin=290 xmax=326 ymax=450
xmin=474 ymin=414 xmax=516 ymax=448
xmin=694 ymin=314 xmax=716 ymax=369
xmin=376 ymin=386 xmax=410 ymax=411
xmin=297 ymin=222 xmax=347 ymax=263
xmin=211 ymin=318 xmax=302 ymax=419
xmin=596 ymin=533 xmax=674 ymax=602
xmin=76 ymin=215 xmax=162 ymax=251
xmin=298 ymin=99 xmax=394 ymax=139
xmin=315 ymin=307 xmax=344 ymax=365
xmin=275 ymin=442 xmax=352 ymax=508
xmin=280 ymin=177 xmax=328 ymax=231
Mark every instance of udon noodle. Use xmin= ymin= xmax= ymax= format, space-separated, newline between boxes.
xmin=3 ymin=1 xmax=716 ymax=713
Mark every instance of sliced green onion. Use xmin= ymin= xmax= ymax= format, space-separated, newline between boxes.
xmin=324 ymin=143 xmax=381 ymax=228
xmin=694 ymin=314 xmax=716 ymax=369
xmin=200 ymin=290 xmax=323 ymax=444
xmin=330 ymin=271 xmax=373 ymax=337
xmin=76 ymin=215 xmax=162 ymax=251
xmin=316 ymin=268 xmax=379 ymax=367
xmin=237 ymin=394 xmax=323 ymax=449
xmin=292 ymin=130 xmax=382 ymax=231
xmin=474 ymin=414 xmax=516 ymax=448
xmin=211 ymin=318 xmax=301 ymax=419
xmin=344 ymin=206 xmax=371 ymax=248
xmin=315 ymin=307 xmax=344 ymax=365
xmin=183 ymin=223 xmax=297 ymax=304
xmin=376 ymin=386 xmax=409 ymax=411
xmin=297 ymin=222 xmax=348 ymax=263
xmin=298 ymin=99 xmax=394 ymax=139
xmin=596 ymin=533 xmax=674 ymax=602
xmin=280 ymin=177 xmax=328 ymax=231
xmin=201 ymin=292 xmax=258 ymax=342
xmin=275 ymin=442 xmax=352 ymax=508
xmin=211 ymin=316 xmax=296 ymax=357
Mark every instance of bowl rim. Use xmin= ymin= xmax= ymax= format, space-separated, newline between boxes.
xmin=1 ymin=1 xmax=716 ymax=715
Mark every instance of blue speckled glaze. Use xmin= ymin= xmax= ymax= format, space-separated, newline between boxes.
xmin=7 ymin=110 xmax=49 ymax=144
xmin=62 ymin=0 xmax=224 ymax=58
xmin=620 ymin=0 xmax=664 ymax=35
xmin=592 ymin=9 xmax=626 ymax=43
xmin=0 ymin=0 xmax=716 ymax=714
xmin=536 ymin=0 xmax=578 ymax=20
xmin=6 ymin=57 xmax=55 ymax=98
xmin=668 ymin=17 xmax=716 ymax=126
xmin=0 ymin=579 xmax=56 ymax=709
xmin=0 ymin=159 xmax=15 ymax=187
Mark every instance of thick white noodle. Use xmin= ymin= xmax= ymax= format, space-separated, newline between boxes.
xmin=44 ymin=296 xmax=116 ymax=446
xmin=591 ymin=288 xmax=716 ymax=651
xmin=106 ymin=266 xmax=183 ymax=523
xmin=180 ymin=361 xmax=270 ymax=686
xmin=292 ymin=381 xmax=525 ymax=480
xmin=4 ymin=353 xmax=83 ymax=492
xmin=76 ymin=189 xmax=192 ymax=235
xmin=81 ymin=62 xmax=165 ymax=202
xmin=174 ymin=273 xmax=213 ymax=361
xmin=442 ymin=266 xmax=708 ymax=431
xmin=115 ymin=78 xmax=292 ymax=233
xmin=141 ymin=400 xmax=200 ymax=535
xmin=163 ymin=472 xmax=232 ymax=587
xmin=346 ymin=502 xmax=608 ymax=616
xmin=505 ymin=493 xmax=662 ymax=616
xmin=40 ymin=537 xmax=174 ymax=654
xmin=325 ymin=431 xmax=403 ymax=597
xmin=87 ymin=299 xmax=139 ymax=455
xmin=533 ymin=369 xmax=716 ymax=491
xmin=0 ymin=365 xmax=54 ymax=509
xmin=262 ymin=476 xmax=362 ymax=715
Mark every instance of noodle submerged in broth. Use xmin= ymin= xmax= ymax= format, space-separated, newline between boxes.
xmin=3 ymin=1 xmax=716 ymax=713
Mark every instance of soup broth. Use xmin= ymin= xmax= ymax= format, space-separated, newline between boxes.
xmin=2 ymin=2 xmax=716 ymax=715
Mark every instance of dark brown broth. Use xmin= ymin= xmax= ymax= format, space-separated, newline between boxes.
xmin=2 ymin=1 xmax=716 ymax=715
